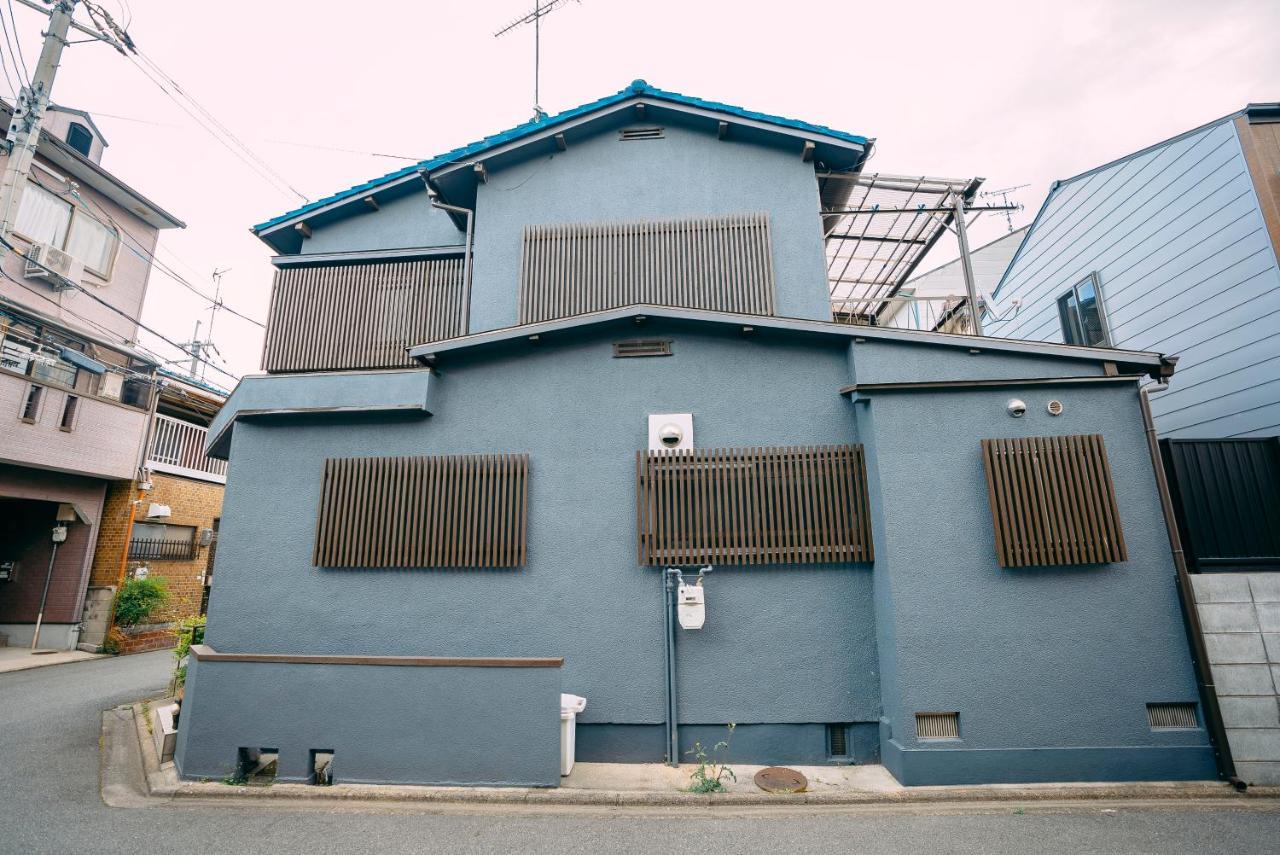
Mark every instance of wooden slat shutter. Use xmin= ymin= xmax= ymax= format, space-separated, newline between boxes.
xmin=519 ymin=213 xmax=776 ymax=324
xmin=636 ymin=445 xmax=873 ymax=566
xmin=313 ymin=454 xmax=528 ymax=568
xmin=263 ymin=257 xmax=466 ymax=372
xmin=980 ymin=434 xmax=1127 ymax=567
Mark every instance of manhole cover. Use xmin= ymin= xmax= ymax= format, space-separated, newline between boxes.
xmin=754 ymin=766 xmax=808 ymax=794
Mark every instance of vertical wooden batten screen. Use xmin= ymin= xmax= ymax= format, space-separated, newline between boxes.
xmin=519 ymin=213 xmax=776 ymax=324
xmin=313 ymin=453 xmax=528 ymax=568
xmin=636 ymin=445 xmax=873 ymax=566
xmin=980 ymin=434 xmax=1126 ymax=567
xmin=263 ymin=257 xmax=466 ymax=372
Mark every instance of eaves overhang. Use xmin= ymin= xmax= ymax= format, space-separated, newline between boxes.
xmin=406 ymin=304 xmax=1172 ymax=378
xmin=251 ymin=79 xmax=870 ymax=254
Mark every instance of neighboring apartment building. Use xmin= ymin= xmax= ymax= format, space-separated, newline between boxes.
xmin=83 ymin=369 xmax=227 ymax=654
xmin=984 ymin=102 xmax=1280 ymax=785
xmin=0 ymin=101 xmax=184 ymax=650
xmin=179 ymin=81 xmax=1219 ymax=788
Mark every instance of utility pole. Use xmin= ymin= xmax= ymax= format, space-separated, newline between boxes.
xmin=952 ymin=194 xmax=984 ymax=337
xmin=0 ymin=0 xmax=78 ymax=238
xmin=181 ymin=320 xmax=203 ymax=378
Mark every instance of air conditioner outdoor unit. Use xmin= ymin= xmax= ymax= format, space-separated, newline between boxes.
xmin=25 ymin=242 xmax=83 ymax=289
xmin=97 ymin=371 xmax=123 ymax=400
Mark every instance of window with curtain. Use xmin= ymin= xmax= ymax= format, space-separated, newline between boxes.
xmin=14 ymin=181 xmax=119 ymax=279
xmin=14 ymin=182 xmax=72 ymax=247
xmin=65 ymin=213 xmax=118 ymax=276
xmin=1057 ymin=274 xmax=1110 ymax=347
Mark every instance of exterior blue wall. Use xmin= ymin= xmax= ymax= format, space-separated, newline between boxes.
xmin=467 ymin=124 xmax=833 ymax=332
xmin=300 ymin=189 xmax=465 ymax=255
xmin=202 ymin=322 xmax=879 ymax=736
xmin=857 ymin=375 xmax=1215 ymax=784
xmin=988 ymin=117 xmax=1280 ymax=439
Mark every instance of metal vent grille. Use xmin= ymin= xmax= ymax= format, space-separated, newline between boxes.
xmin=519 ymin=213 xmax=776 ymax=324
xmin=827 ymin=724 xmax=849 ymax=757
xmin=1147 ymin=703 xmax=1198 ymax=730
xmin=313 ymin=453 xmax=529 ymax=568
xmin=915 ymin=712 xmax=959 ymax=740
xmin=980 ymin=434 xmax=1127 ymax=567
xmin=263 ymin=257 xmax=466 ymax=372
xmin=619 ymin=126 xmax=664 ymax=140
xmin=613 ymin=339 xmax=672 ymax=358
xmin=636 ymin=445 xmax=874 ymax=566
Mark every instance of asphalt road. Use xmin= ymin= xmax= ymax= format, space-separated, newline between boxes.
xmin=1 ymin=652 xmax=1277 ymax=854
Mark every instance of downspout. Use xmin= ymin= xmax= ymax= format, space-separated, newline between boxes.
xmin=418 ymin=170 xmax=474 ymax=335
xmin=1139 ymin=382 xmax=1244 ymax=789
xmin=663 ymin=568 xmax=680 ymax=766
xmin=108 ymin=378 xmax=161 ymax=641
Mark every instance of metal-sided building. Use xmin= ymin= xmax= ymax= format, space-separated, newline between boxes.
xmin=177 ymin=81 xmax=1223 ymax=788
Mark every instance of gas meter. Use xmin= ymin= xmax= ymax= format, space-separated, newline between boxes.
xmin=677 ymin=578 xmax=706 ymax=630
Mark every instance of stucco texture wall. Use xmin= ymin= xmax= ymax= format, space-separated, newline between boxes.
xmin=466 ymin=123 xmax=832 ymax=332
xmin=301 ymin=190 xmax=464 ymax=255
xmin=857 ymin=375 xmax=1215 ymax=783
xmin=203 ymin=323 xmax=878 ymax=730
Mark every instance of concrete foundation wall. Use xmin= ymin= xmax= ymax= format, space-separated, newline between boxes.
xmin=1191 ymin=573 xmax=1280 ymax=785
xmin=175 ymin=653 xmax=562 ymax=786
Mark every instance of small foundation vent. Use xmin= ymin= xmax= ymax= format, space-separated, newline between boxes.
xmin=915 ymin=712 xmax=960 ymax=740
xmin=613 ymin=339 xmax=672 ymax=358
xmin=827 ymin=724 xmax=849 ymax=757
xmin=1147 ymin=702 xmax=1198 ymax=730
xmin=619 ymin=126 xmax=664 ymax=141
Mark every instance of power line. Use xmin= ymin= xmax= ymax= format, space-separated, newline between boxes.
xmin=0 ymin=6 xmax=29 ymax=90
xmin=1 ymin=232 xmax=241 ymax=382
xmin=3 ymin=0 xmax=30 ymax=84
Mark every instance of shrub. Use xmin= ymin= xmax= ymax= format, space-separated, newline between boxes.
xmin=172 ymin=615 xmax=206 ymax=689
xmin=114 ymin=577 xmax=169 ymax=626
xmin=102 ymin=626 xmax=125 ymax=655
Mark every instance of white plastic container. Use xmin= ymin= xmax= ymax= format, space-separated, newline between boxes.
xmin=560 ymin=693 xmax=586 ymax=776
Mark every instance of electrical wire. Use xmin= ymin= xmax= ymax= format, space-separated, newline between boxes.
xmin=0 ymin=8 xmax=29 ymax=92
xmin=0 ymin=41 xmax=18 ymax=98
xmin=3 ymin=0 xmax=30 ymax=85
xmin=0 ymin=234 xmax=241 ymax=382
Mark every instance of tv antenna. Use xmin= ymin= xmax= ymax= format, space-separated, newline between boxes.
xmin=979 ymin=184 xmax=1028 ymax=232
xmin=494 ymin=0 xmax=582 ymax=120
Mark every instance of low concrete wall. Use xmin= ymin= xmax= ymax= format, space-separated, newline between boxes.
xmin=1191 ymin=573 xmax=1280 ymax=785
xmin=174 ymin=646 xmax=563 ymax=786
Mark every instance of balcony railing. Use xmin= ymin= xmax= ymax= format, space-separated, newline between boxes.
xmin=147 ymin=414 xmax=228 ymax=483
xmin=128 ymin=536 xmax=198 ymax=561
xmin=832 ymin=294 xmax=976 ymax=335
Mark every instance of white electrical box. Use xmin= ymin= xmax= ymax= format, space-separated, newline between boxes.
xmin=648 ymin=413 xmax=693 ymax=451
xmin=677 ymin=581 xmax=705 ymax=630
xmin=146 ymin=502 xmax=172 ymax=519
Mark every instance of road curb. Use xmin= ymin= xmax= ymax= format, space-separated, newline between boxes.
xmin=115 ymin=703 xmax=1280 ymax=810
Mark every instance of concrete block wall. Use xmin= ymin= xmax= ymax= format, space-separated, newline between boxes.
xmin=1191 ymin=573 xmax=1280 ymax=785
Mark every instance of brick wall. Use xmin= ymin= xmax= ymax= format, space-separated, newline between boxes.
xmin=90 ymin=471 xmax=224 ymax=625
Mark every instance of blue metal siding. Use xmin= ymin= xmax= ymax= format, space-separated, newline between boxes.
xmin=988 ymin=118 xmax=1280 ymax=439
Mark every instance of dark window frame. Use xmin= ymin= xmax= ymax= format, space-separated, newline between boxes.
xmin=1057 ymin=273 xmax=1111 ymax=347
xmin=66 ymin=122 xmax=94 ymax=157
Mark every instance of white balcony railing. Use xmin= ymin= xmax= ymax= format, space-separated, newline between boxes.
xmin=146 ymin=413 xmax=227 ymax=483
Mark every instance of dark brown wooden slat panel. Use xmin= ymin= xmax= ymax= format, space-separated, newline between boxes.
xmin=313 ymin=453 xmax=529 ymax=568
xmin=518 ymin=213 xmax=776 ymax=324
xmin=980 ymin=434 xmax=1126 ymax=567
xmin=263 ymin=257 xmax=465 ymax=372
xmin=635 ymin=445 xmax=873 ymax=566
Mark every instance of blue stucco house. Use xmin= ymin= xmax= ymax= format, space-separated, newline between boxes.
xmin=983 ymin=102 xmax=1280 ymax=785
xmin=175 ymin=81 xmax=1224 ymax=788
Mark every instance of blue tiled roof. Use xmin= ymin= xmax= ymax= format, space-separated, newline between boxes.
xmin=252 ymin=80 xmax=868 ymax=234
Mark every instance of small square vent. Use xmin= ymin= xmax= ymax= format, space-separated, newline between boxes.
xmin=613 ymin=339 xmax=672 ymax=358
xmin=915 ymin=712 xmax=960 ymax=740
xmin=619 ymin=126 xmax=664 ymax=141
xmin=827 ymin=723 xmax=849 ymax=757
xmin=1147 ymin=702 xmax=1198 ymax=730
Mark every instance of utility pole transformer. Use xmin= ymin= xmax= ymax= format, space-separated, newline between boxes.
xmin=0 ymin=0 xmax=78 ymax=239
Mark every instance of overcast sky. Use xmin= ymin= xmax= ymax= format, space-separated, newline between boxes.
xmin=5 ymin=0 xmax=1277 ymax=385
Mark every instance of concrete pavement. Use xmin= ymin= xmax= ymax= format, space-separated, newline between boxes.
xmin=3 ymin=652 xmax=1280 ymax=854
xmin=0 ymin=646 xmax=103 ymax=673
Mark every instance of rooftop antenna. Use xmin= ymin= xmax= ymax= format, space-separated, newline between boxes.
xmin=494 ymin=0 xmax=582 ymax=120
xmin=979 ymin=184 xmax=1028 ymax=232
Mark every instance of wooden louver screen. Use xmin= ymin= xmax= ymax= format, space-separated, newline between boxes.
xmin=980 ymin=434 xmax=1127 ymax=567
xmin=313 ymin=454 xmax=528 ymax=568
xmin=519 ymin=213 xmax=776 ymax=324
xmin=263 ymin=257 xmax=466 ymax=372
xmin=636 ymin=445 xmax=873 ymax=566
